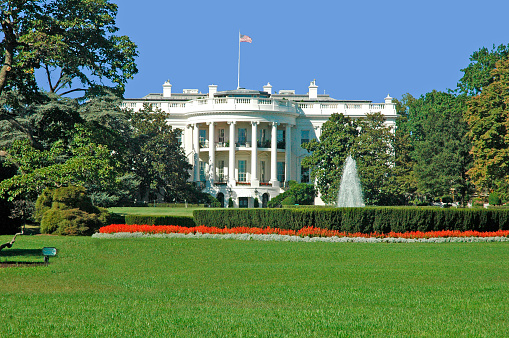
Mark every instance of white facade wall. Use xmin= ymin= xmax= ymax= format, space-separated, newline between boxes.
xmin=122 ymin=81 xmax=397 ymax=207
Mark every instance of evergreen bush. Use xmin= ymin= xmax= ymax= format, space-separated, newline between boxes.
xmin=37 ymin=186 xmax=109 ymax=235
xmin=489 ymin=192 xmax=501 ymax=206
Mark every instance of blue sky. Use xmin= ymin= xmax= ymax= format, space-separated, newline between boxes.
xmin=113 ymin=0 xmax=509 ymax=102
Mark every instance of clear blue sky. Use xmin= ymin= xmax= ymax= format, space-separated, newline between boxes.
xmin=113 ymin=0 xmax=509 ymax=102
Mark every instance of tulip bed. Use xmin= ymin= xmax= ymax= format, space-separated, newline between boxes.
xmin=98 ymin=224 xmax=509 ymax=239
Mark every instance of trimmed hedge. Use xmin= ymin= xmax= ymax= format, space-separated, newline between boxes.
xmin=125 ymin=214 xmax=196 ymax=227
xmin=193 ymin=207 xmax=509 ymax=233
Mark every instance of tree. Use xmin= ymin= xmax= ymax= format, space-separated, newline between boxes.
xmin=407 ymin=91 xmax=472 ymax=204
xmin=126 ymin=104 xmax=192 ymax=202
xmin=465 ymin=56 xmax=509 ymax=199
xmin=457 ymin=44 xmax=509 ymax=96
xmin=301 ymin=113 xmax=358 ymax=204
xmin=0 ymin=124 xmax=123 ymax=202
xmin=0 ymin=0 xmax=138 ymax=149
xmin=352 ymin=112 xmax=403 ymax=205
xmin=393 ymin=94 xmax=418 ymax=202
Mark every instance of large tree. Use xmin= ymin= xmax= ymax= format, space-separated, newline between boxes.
xmin=407 ymin=91 xmax=472 ymax=204
xmin=465 ymin=56 xmax=509 ymax=199
xmin=126 ymin=104 xmax=193 ymax=203
xmin=352 ymin=112 xmax=403 ymax=205
xmin=457 ymin=43 xmax=509 ymax=96
xmin=0 ymin=0 xmax=138 ymax=149
xmin=301 ymin=113 xmax=358 ymax=204
xmin=393 ymin=93 xmax=418 ymax=202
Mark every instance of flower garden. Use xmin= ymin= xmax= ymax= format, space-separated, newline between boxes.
xmin=96 ymin=224 xmax=509 ymax=242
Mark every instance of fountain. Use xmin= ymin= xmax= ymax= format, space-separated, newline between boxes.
xmin=337 ymin=155 xmax=365 ymax=207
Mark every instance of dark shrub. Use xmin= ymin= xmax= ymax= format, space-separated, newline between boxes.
xmin=36 ymin=185 xmax=108 ymax=235
xmin=489 ymin=193 xmax=501 ymax=206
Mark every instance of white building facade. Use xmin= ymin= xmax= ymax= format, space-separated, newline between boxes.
xmin=122 ymin=80 xmax=397 ymax=207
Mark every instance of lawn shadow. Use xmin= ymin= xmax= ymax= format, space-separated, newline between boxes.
xmin=0 ymin=248 xmax=47 ymax=267
xmin=0 ymin=248 xmax=42 ymax=257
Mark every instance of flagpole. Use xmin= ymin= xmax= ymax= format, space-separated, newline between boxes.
xmin=237 ymin=31 xmax=241 ymax=89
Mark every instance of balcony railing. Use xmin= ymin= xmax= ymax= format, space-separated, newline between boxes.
xmin=257 ymin=140 xmax=271 ymax=148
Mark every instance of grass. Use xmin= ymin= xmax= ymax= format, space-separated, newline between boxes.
xmin=108 ymin=206 xmax=207 ymax=217
xmin=1 ymin=235 xmax=508 ymax=337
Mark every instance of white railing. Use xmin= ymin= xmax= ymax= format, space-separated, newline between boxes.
xmin=123 ymin=98 xmax=394 ymax=117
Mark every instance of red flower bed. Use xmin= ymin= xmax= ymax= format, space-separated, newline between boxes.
xmin=99 ymin=224 xmax=509 ymax=239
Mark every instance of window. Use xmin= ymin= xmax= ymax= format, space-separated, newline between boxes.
xmin=258 ymin=129 xmax=269 ymax=147
xmin=199 ymin=129 xmax=207 ymax=147
xmin=176 ymin=129 xmax=183 ymax=146
xmin=199 ymin=161 xmax=206 ymax=182
xmin=301 ymin=166 xmax=310 ymax=183
xmin=301 ymin=130 xmax=310 ymax=145
xmin=238 ymin=160 xmax=246 ymax=182
xmin=277 ymin=129 xmax=285 ymax=149
xmin=277 ymin=162 xmax=285 ymax=183
xmin=239 ymin=197 xmax=248 ymax=208
xmin=238 ymin=128 xmax=247 ymax=146
xmin=218 ymin=160 xmax=225 ymax=182
xmin=218 ymin=128 xmax=225 ymax=143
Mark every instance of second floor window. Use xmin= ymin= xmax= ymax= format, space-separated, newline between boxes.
xmin=301 ymin=130 xmax=310 ymax=145
xmin=238 ymin=128 xmax=247 ymax=146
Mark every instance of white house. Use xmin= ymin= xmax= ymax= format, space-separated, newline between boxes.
xmin=122 ymin=80 xmax=397 ymax=207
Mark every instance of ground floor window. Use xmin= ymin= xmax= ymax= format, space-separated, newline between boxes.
xmin=262 ymin=193 xmax=269 ymax=208
xmin=239 ymin=197 xmax=248 ymax=208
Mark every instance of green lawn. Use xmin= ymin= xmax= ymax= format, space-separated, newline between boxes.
xmin=108 ymin=206 xmax=207 ymax=217
xmin=1 ymin=235 xmax=508 ymax=337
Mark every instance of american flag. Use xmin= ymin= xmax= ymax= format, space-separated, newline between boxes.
xmin=239 ymin=34 xmax=252 ymax=43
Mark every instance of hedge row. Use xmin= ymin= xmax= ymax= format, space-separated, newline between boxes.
xmin=125 ymin=215 xmax=196 ymax=227
xmin=193 ymin=207 xmax=509 ymax=233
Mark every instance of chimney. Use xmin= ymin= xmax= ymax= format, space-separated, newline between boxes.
xmin=308 ymin=79 xmax=318 ymax=100
xmin=163 ymin=80 xmax=172 ymax=98
xmin=208 ymin=84 xmax=218 ymax=98
xmin=263 ymin=82 xmax=272 ymax=94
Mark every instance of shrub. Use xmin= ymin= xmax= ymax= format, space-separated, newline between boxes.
xmin=228 ymin=198 xmax=233 ymax=208
xmin=36 ymin=185 xmax=109 ymax=235
xmin=34 ymin=188 xmax=55 ymax=222
xmin=281 ymin=196 xmax=296 ymax=206
xmin=52 ymin=186 xmax=98 ymax=213
xmin=41 ymin=208 xmax=101 ymax=236
xmin=489 ymin=192 xmax=501 ymax=206
xmin=268 ymin=183 xmax=315 ymax=208
xmin=254 ymin=198 xmax=259 ymax=208
xmin=125 ymin=215 xmax=196 ymax=227
xmin=193 ymin=207 xmax=509 ymax=233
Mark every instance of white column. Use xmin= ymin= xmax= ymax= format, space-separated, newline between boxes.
xmin=251 ymin=121 xmax=259 ymax=187
xmin=228 ymin=121 xmax=236 ymax=185
xmin=285 ymin=124 xmax=292 ymax=183
xmin=270 ymin=122 xmax=279 ymax=187
xmin=208 ymin=122 xmax=215 ymax=185
xmin=193 ymin=123 xmax=200 ymax=182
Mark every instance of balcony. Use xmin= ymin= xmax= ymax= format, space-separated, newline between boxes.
xmin=257 ymin=140 xmax=271 ymax=148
